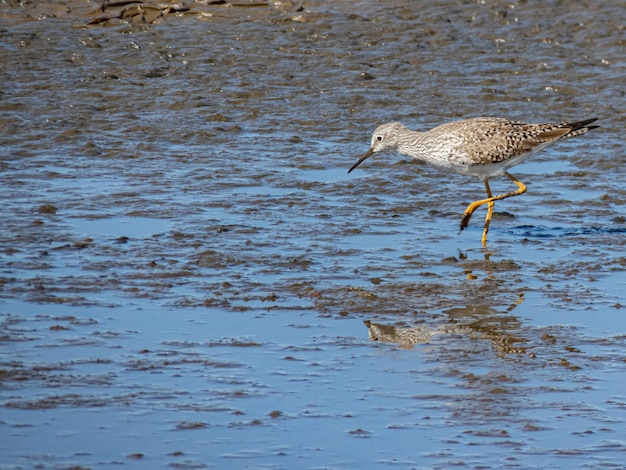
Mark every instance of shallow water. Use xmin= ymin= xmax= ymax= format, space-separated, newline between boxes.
xmin=1 ymin=0 xmax=626 ymax=468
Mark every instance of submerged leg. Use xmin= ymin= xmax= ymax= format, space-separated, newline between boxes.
xmin=460 ymin=172 xmax=527 ymax=242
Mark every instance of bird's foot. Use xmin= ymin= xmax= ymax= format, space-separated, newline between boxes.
xmin=459 ymin=211 xmax=473 ymax=231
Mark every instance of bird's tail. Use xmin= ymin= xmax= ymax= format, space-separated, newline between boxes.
xmin=562 ymin=118 xmax=599 ymax=137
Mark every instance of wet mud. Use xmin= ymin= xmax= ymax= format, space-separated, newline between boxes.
xmin=1 ymin=0 xmax=626 ymax=468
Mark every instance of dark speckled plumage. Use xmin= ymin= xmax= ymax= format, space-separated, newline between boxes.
xmin=348 ymin=117 xmax=598 ymax=245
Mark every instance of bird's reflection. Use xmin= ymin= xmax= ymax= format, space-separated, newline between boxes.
xmin=363 ymin=320 xmax=432 ymax=349
xmin=364 ymin=292 xmax=528 ymax=356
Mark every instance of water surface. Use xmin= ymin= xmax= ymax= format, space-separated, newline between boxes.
xmin=1 ymin=0 xmax=625 ymax=468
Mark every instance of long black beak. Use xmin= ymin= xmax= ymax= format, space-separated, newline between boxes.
xmin=348 ymin=148 xmax=374 ymax=173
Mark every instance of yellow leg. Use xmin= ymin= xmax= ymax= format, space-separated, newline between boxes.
xmin=481 ymin=179 xmax=495 ymax=247
xmin=460 ymin=172 xmax=527 ymax=244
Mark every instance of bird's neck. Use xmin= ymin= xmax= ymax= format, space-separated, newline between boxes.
xmin=396 ymin=130 xmax=427 ymax=158
xmin=395 ymin=129 xmax=453 ymax=168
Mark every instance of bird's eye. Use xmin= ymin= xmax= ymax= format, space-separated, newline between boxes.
xmin=376 ymin=136 xmax=382 ymax=141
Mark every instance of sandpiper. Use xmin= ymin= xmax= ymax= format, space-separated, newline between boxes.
xmin=348 ymin=117 xmax=598 ymax=245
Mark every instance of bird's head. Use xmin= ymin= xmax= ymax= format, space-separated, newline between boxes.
xmin=348 ymin=122 xmax=405 ymax=173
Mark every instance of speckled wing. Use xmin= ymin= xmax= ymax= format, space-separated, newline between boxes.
xmin=455 ymin=119 xmax=567 ymax=165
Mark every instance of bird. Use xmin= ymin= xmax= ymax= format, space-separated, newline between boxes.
xmin=348 ymin=117 xmax=598 ymax=246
